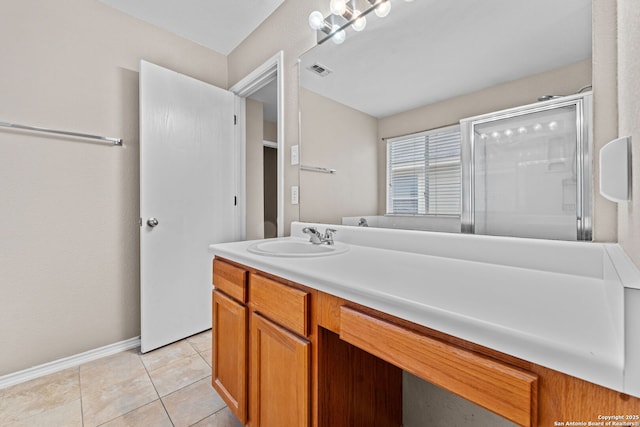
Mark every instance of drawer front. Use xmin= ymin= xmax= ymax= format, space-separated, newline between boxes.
xmin=340 ymin=307 xmax=538 ymax=427
xmin=250 ymin=274 xmax=309 ymax=337
xmin=213 ymin=259 xmax=247 ymax=303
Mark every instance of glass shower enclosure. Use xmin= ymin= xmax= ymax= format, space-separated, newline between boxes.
xmin=460 ymin=93 xmax=593 ymax=241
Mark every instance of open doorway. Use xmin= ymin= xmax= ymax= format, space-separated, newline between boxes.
xmin=246 ymin=81 xmax=278 ymax=238
xmin=230 ymin=52 xmax=284 ymax=240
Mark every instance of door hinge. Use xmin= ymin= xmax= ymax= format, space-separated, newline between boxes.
xmin=234 ymin=115 xmax=237 ymax=125
xmin=234 ymin=196 xmax=237 ymax=206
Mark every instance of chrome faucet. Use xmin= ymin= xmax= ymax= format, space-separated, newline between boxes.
xmin=302 ymin=227 xmax=337 ymax=245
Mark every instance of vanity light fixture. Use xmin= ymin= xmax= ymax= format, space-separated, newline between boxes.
xmin=308 ymin=9 xmax=348 ymax=45
xmin=330 ymin=0 xmax=348 ymax=15
xmin=309 ymin=0 xmax=402 ymax=45
xmin=308 ymin=11 xmax=326 ymax=30
xmin=368 ymin=0 xmax=391 ymax=18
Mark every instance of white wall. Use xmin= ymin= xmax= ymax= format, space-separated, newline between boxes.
xmin=0 ymin=0 xmax=227 ymax=376
xmin=617 ymin=0 xmax=640 ymax=264
xmin=592 ymin=0 xmax=620 ymax=244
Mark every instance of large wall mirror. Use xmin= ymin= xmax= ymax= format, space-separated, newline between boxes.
xmin=298 ymin=0 xmax=592 ymax=232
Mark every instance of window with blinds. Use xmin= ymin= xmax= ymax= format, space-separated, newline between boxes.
xmin=386 ymin=125 xmax=461 ymax=216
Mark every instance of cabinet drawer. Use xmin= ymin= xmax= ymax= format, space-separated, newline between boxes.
xmin=340 ymin=307 xmax=538 ymax=427
xmin=250 ymin=274 xmax=309 ymax=337
xmin=213 ymin=259 xmax=247 ymax=303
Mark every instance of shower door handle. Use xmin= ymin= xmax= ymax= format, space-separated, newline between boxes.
xmin=147 ymin=218 xmax=159 ymax=227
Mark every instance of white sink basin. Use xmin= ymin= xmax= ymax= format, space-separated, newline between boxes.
xmin=247 ymin=239 xmax=349 ymax=257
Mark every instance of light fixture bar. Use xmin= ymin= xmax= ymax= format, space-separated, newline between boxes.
xmin=315 ymin=13 xmax=348 ymax=45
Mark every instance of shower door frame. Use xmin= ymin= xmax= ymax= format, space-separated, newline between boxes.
xmin=460 ymin=92 xmax=593 ymax=241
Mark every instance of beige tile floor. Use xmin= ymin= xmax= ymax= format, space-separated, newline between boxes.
xmin=0 ymin=330 xmax=244 ymax=427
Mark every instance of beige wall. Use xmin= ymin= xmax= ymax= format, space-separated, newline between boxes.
xmin=379 ymin=60 xmax=592 ymax=140
xmin=246 ymin=99 xmax=265 ymax=240
xmin=403 ymin=372 xmax=516 ymax=427
xmin=0 ymin=0 xmax=227 ymax=375
xmin=264 ymin=120 xmax=278 ymax=143
xmin=299 ymin=88 xmax=379 ymax=224
xmin=617 ymin=0 xmax=640 ymax=266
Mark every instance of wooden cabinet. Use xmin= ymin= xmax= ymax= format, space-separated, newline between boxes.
xmin=212 ymin=259 xmax=312 ymax=427
xmin=212 ymin=260 xmax=248 ymax=424
xmin=212 ymin=290 xmax=247 ymax=423
xmin=248 ymin=273 xmax=311 ymax=427
xmin=213 ymin=256 xmax=640 ymax=427
xmin=340 ymin=306 xmax=537 ymax=426
xmin=250 ymin=312 xmax=310 ymax=427
xmin=212 ymin=258 xmax=247 ymax=303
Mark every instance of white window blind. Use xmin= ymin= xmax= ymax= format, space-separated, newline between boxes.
xmin=386 ymin=125 xmax=461 ymax=216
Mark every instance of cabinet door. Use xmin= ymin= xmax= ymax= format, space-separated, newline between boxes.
xmin=212 ymin=290 xmax=247 ymax=424
xmin=250 ymin=312 xmax=310 ymax=427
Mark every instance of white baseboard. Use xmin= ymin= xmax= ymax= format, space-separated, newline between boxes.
xmin=0 ymin=336 xmax=141 ymax=390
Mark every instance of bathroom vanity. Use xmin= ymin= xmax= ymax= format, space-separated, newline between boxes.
xmin=209 ymin=223 xmax=640 ymax=427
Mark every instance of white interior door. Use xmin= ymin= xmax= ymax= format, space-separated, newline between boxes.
xmin=140 ymin=61 xmax=237 ymax=353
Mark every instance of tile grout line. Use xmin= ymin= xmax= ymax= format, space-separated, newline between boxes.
xmin=6 ymin=332 xmax=214 ymax=427
xmin=138 ymin=349 xmax=176 ymax=427
xmin=78 ymin=365 xmax=86 ymax=427
xmin=90 ymin=348 xmax=169 ymax=427
xmin=188 ymin=405 xmax=230 ymax=427
xmin=1 ymin=332 xmax=215 ymax=427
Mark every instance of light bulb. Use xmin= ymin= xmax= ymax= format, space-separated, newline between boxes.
xmin=374 ymin=0 xmax=391 ymax=17
xmin=308 ymin=11 xmax=324 ymax=30
xmin=548 ymin=121 xmax=558 ymax=131
xmin=351 ymin=10 xmax=366 ymax=31
xmin=491 ymin=131 xmax=501 ymax=139
xmin=504 ymin=129 xmax=513 ymax=137
xmin=330 ymin=0 xmax=348 ymax=15
xmin=518 ymin=126 xmax=528 ymax=135
xmin=533 ymin=123 xmax=543 ymax=132
xmin=331 ymin=25 xmax=346 ymax=44
xmin=480 ymin=133 xmax=489 ymax=141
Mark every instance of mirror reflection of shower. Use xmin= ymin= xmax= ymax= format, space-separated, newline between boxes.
xmin=537 ymin=84 xmax=592 ymax=102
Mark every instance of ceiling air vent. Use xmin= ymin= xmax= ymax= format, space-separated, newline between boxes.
xmin=308 ymin=63 xmax=332 ymax=77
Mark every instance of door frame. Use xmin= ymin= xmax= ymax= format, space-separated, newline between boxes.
xmin=230 ymin=51 xmax=285 ymax=239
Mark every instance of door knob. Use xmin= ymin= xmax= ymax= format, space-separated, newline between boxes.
xmin=147 ymin=218 xmax=159 ymax=227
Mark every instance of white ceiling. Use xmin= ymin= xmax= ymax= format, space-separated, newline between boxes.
xmin=99 ymin=0 xmax=285 ymax=55
xmin=300 ymin=0 xmax=592 ymax=118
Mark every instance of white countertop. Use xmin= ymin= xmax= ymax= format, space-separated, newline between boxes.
xmin=209 ymin=222 xmax=640 ymax=396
